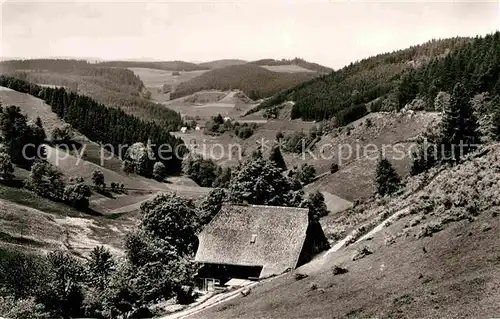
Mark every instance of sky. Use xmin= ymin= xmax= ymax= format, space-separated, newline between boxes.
xmin=1 ymin=0 xmax=499 ymax=69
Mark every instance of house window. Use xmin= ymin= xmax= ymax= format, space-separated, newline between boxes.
xmin=250 ymin=234 xmax=257 ymax=243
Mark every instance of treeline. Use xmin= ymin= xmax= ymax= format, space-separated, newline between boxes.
xmin=258 ymin=37 xmax=469 ymax=122
xmin=249 ymin=57 xmax=333 ymax=73
xmin=1 ymin=59 xmax=185 ymax=126
xmin=0 ymin=75 xmax=186 ymax=175
xmin=97 ymin=60 xmax=208 ymax=71
xmin=398 ymin=32 xmax=500 ymax=108
xmin=170 ymin=64 xmax=317 ymax=100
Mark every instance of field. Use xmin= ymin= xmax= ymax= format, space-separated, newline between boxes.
xmin=299 ymin=112 xmax=440 ymax=200
xmin=129 ymin=67 xmax=207 ymax=103
xmin=0 ymin=185 xmax=133 ymax=257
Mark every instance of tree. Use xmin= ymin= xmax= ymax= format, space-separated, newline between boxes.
xmin=228 ymin=156 xmax=302 ymax=206
xmin=199 ymin=188 xmax=227 ymax=226
xmin=101 ymin=264 xmax=140 ymax=319
xmin=122 ymin=160 xmax=135 ymax=175
xmin=25 ymin=161 xmax=65 ymax=200
xmin=63 ymin=182 xmax=92 ymax=210
xmin=330 ymin=163 xmax=339 ymax=174
xmin=182 ymin=155 xmax=217 ymax=187
xmin=87 ymin=246 xmax=115 ymax=291
xmin=124 ymin=193 xmax=199 ymax=304
xmin=51 ymin=124 xmax=73 ymax=141
xmin=489 ymin=95 xmax=500 ymax=141
xmin=152 ymin=161 xmax=166 ymax=181
xmin=438 ymin=82 xmax=480 ymax=162
xmin=213 ymin=166 xmax=232 ymax=188
xmin=91 ymin=170 xmax=105 ymax=189
xmin=0 ymin=151 xmax=14 ymax=182
xmin=297 ymin=163 xmax=316 ymax=185
xmin=44 ymin=251 xmax=85 ymax=319
xmin=269 ymin=146 xmax=287 ymax=171
xmin=375 ymin=158 xmax=401 ymax=196
xmin=434 ymin=91 xmax=451 ymax=112
xmin=304 ymin=191 xmax=329 ymax=221
xmin=0 ymin=105 xmax=46 ymax=167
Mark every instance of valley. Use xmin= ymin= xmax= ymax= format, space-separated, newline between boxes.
xmin=0 ymin=25 xmax=500 ymax=319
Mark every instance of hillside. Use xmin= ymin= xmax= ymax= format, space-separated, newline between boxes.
xmin=256 ymin=37 xmax=470 ymax=121
xmin=0 ymin=59 xmax=183 ymax=125
xmin=96 ymin=60 xmax=208 ymax=71
xmin=170 ymin=64 xmax=317 ymax=100
xmin=188 ymin=143 xmax=500 ymax=319
xmin=198 ymin=59 xmax=248 ymax=69
xmin=249 ymin=58 xmax=333 ymax=73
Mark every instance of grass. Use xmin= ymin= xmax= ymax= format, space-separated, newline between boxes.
xmin=0 ymin=184 xmax=84 ymax=217
xmin=186 ymin=143 xmax=500 ymax=319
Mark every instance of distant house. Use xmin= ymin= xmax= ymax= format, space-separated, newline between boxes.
xmin=195 ymin=125 xmax=201 ymax=131
xmin=195 ymin=204 xmax=325 ymax=291
xmin=223 ymin=116 xmax=231 ymax=122
xmin=180 ymin=127 xmax=187 ymax=133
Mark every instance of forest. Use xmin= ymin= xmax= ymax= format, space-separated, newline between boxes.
xmin=170 ymin=64 xmax=317 ymax=100
xmin=0 ymin=59 xmax=183 ymax=126
xmin=257 ymin=37 xmax=471 ymax=122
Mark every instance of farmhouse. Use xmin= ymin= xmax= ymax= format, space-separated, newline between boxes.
xmin=195 ymin=204 xmax=323 ymax=291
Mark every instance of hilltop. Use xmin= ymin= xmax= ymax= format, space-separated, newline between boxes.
xmin=96 ymin=60 xmax=209 ymax=71
xmin=249 ymin=57 xmax=333 ymax=73
xmin=170 ymin=64 xmax=317 ymax=100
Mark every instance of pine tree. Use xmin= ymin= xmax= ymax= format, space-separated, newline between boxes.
xmin=439 ymin=82 xmax=480 ymax=162
xmin=375 ymin=158 xmax=401 ymax=196
xmin=269 ymin=146 xmax=287 ymax=171
xmin=490 ymin=95 xmax=500 ymax=141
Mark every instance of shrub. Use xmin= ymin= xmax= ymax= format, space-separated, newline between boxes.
xmin=418 ymin=221 xmax=443 ymax=238
xmin=294 ymin=273 xmax=308 ymax=281
xmin=309 ymin=282 xmax=318 ymax=291
xmin=330 ymin=163 xmax=339 ymax=174
xmin=352 ymin=245 xmax=372 ymax=261
xmin=331 ymin=265 xmax=348 ymax=275
xmin=91 ymin=170 xmax=105 ymax=189
xmin=63 ymin=183 xmax=92 ymax=210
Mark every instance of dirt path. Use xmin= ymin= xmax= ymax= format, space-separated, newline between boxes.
xmin=160 ymin=282 xmax=261 ymax=319
xmin=356 ymin=207 xmax=409 ymax=243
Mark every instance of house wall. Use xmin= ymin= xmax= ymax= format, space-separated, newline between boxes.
xmin=197 ymin=263 xmax=262 ymax=290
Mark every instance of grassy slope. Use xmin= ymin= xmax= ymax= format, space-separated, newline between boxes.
xmin=256 ymin=38 xmax=468 ymax=121
xmin=170 ymin=64 xmax=317 ymax=100
xmin=190 ymin=144 xmax=500 ymax=319
xmin=249 ymin=58 xmax=333 ymax=73
xmin=0 ymin=186 xmax=132 ymax=257
xmin=303 ymin=111 xmax=440 ymax=201
xmin=2 ymin=68 xmax=181 ymax=125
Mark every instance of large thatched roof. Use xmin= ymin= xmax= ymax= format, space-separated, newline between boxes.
xmin=195 ymin=204 xmax=309 ymax=278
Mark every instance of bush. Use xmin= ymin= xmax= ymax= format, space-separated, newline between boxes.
xmin=294 ymin=273 xmax=308 ymax=281
xmin=352 ymin=245 xmax=372 ymax=261
xmin=63 ymin=183 xmax=92 ymax=210
xmin=0 ymin=296 xmax=50 ymax=319
xmin=418 ymin=221 xmax=443 ymax=238
xmin=331 ymin=265 xmax=348 ymax=275
xmin=330 ymin=163 xmax=339 ymax=174
xmin=296 ymin=163 xmax=316 ymax=185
